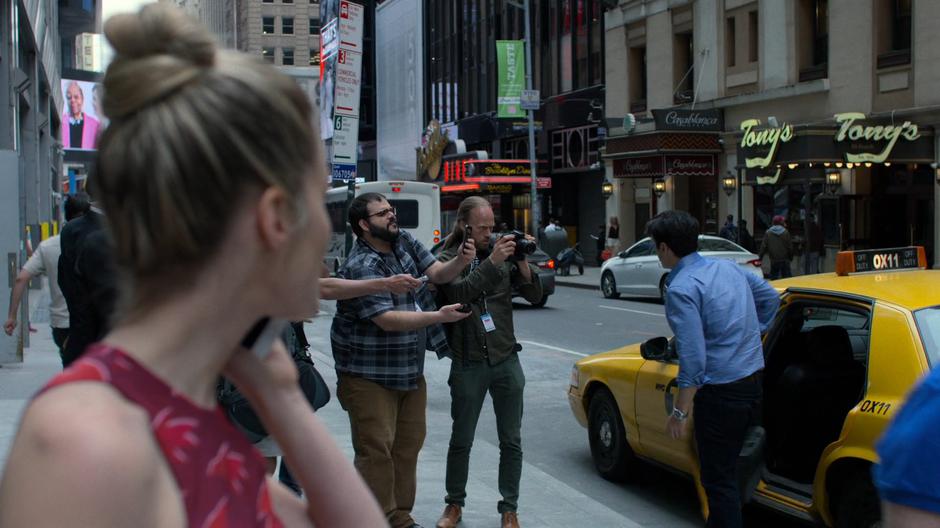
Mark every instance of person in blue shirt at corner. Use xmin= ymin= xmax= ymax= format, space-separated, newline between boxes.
xmin=647 ymin=210 xmax=779 ymax=528
xmin=874 ymin=365 xmax=940 ymax=527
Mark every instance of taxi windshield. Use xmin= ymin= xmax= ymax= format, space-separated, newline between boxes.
xmin=914 ymin=307 xmax=940 ymax=366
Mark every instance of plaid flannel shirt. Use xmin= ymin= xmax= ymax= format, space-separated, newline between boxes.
xmin=330 ymin=230 xmax=450 ymax=391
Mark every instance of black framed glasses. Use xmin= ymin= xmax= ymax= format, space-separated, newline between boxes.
xmin=367 ymin=206 xmax=396 ymax=219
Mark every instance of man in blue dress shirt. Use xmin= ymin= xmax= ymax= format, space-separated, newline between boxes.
xmin=647 ymin=210 xmax=779 ymax=528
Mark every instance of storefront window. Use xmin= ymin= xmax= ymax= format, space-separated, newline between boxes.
xmin=754 ymin=183 xmax=826 ymax=251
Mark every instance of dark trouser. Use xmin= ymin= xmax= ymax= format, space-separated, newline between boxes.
xmin=770 ymin=261 xmax=792 ymax=280
xmin=694 ymin=374 xmax=762 ymax=528
xmin=803 ymin=252 xmax=820 ymax=275
xmin=445 ymin=353 xmax=525 ymax=514
xmin=337 ymin=373 xmax=426 ymax=528
xmin=51 ymin=327 xmax=69 ymax=367
xmin=278 ymin=462 xmax=301 ymax=495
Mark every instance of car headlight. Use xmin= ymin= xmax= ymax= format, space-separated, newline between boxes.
xmin=569 ymin=365 xmax=580 ymax=389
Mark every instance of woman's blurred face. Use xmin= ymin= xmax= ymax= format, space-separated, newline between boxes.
xmin=280 ymin=155 xmax=330 ymax=318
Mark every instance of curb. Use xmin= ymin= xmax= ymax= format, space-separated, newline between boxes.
xmin=554 ymin=280 xmax=600 ymax=291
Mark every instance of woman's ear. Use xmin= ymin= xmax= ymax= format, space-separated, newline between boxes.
xmin=256 ymin=186 xmax=293 ymax=250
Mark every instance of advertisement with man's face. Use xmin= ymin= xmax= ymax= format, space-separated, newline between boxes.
xmin=61 ymin=79 xmax=106 ymax=151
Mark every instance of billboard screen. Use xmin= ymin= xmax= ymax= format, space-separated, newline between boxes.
xmin=61 ymin=79 xmax=106 ymax=151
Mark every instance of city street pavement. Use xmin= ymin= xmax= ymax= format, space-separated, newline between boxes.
xmin=552 ymin=264 xmax=602 ymax=291
xmin=0 ymin=285 xmax=799 ymax=527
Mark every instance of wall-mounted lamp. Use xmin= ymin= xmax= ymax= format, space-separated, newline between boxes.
xmin=601 ymin=179 xmax=614 ymax=199
xmin=721 ymin=174 xmax=737 ymax=196
xmin=653 ymin=178 xmax=666 ymax=198
xmin=826 ymin=170 xmax=842 ymax=194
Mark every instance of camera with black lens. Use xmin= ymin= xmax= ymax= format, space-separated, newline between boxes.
xmin=491 ymin=230 xmax=537 ymax=261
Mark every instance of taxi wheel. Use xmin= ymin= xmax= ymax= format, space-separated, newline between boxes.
xmin=835 ymin=476 xmax=882 ymax=528
xmin=588 ymin=388 xmax=634 ymax=482
xmin=601 ymin=272 xmax=620 ymax=299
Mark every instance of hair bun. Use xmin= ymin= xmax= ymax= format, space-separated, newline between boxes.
xmin=105 ymin=4 xmax=216 ymax=67
xmin=102 ymin=4 xmax=217 ymax=118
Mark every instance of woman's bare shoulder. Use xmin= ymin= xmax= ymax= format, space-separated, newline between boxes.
xmin=0 ymin=382 xmax=173 ymax=526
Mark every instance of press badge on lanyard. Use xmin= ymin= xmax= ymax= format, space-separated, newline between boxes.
xmin=479 ymin=293 xmax=496 ymax=332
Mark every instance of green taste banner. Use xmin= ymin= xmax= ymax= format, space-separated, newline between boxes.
xmin=496 ymin=40 xmax=525 ymax=118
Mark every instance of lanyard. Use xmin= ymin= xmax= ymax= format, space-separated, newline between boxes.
xmin=468 ymin=257 xmax=488 ymax=313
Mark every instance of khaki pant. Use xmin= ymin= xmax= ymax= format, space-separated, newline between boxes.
xmin=337 ymin=374 xmax=427 ymax=528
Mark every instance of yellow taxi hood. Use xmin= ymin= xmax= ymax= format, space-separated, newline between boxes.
xmin=575 ymin=343 xmax=645 ymax=367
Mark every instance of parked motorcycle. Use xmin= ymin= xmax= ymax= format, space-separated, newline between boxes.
xmin=556 ymin=244 xmax=585 ymax=276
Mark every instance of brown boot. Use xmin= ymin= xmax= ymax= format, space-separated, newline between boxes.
xmin=501 ymin=511 xmax=520 ymax=528
xmin=435 ymin=504 xmax=462 ymax=528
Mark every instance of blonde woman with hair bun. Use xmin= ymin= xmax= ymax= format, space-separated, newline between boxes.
xmin=0 ymin=4 xmax=385 ymax=527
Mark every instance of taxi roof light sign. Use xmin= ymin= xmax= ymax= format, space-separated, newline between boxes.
xmin=835 ymin=246 xmax=927 ymax=276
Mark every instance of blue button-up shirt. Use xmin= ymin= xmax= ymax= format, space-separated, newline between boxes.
xmin=664 ymin=252 xmax=780 ymax=388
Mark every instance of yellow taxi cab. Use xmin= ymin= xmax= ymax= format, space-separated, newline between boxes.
xmin=567 ymin=246 xmax=940 ymax=527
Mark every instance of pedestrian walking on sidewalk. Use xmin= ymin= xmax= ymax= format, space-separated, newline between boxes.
xmin=804 ymin=213 xmax=823 ymax=275
xmin=719 ymin=214 xmax=739 ymax=243
xmin=607 ymin=216 xmax=620 ymax=252
xmin=738 ymin=220 xmax=756 ymax=253
xmin=0 ymin=5 xmax=385 ymax=527
xmin=647 ymin=210 xmax=779 ymax=528
xmin=331 ymin=192 xmax=474 ymax=528
xmin=57 ymin=193 xmax=117 ymax=366
xmin=760 ymin=215 xmax=794 ymax=279
xmin=592 ymin=224 xmax=606 ymax=265
xmin=434 ymin=196 xmax=542 ymax=528
xmin=4 ymin=193 xmax=89 ymax=364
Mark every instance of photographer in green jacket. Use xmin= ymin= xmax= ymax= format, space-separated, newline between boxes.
xmin=434 ymin=196 xmax=542 ymax=528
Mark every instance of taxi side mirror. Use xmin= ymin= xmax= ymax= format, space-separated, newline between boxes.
xmin=640 ymin=337 xmax=669 ymax=361
xmin=618 ymin=251 xmax=628 ymax=258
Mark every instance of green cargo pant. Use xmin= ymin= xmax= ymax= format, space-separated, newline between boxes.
xmin=444 ymin=353 xmax=525 ymax=513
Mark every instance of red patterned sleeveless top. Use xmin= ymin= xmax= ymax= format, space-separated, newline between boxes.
xmin=39 ymin=344 xmax=283 ymax=528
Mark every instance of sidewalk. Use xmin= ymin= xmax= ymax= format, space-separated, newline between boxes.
xmin=552 ymin=265 xmax=601 ymax=291
xmin=0 ymin=288 xmax=62 ymax=470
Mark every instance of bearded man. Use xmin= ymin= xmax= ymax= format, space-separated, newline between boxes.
xmin=330 ymin=192 xmax=475 ymax=528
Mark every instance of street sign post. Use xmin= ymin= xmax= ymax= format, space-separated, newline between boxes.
xmin=328 ymin=0 xmax=364 ymax=183
xmin=521 ymin=89 xmax=540 ymax=111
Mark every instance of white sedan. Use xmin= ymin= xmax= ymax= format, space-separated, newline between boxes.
xmin=600 ymin=235 xmax=764 ymax=300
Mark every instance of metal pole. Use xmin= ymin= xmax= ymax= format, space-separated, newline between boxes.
xmin=344 ymin=178 xmax=356 ymax=257
xmin=737 ymin=167 xmax=744 ymax=230
xmin=523 ymin=0 xmax=539 ymax=244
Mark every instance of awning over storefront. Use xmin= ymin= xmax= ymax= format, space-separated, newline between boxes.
xmin=735 ymin=113 xmax=936 ymax=184
xmin=612 ymin=154 xmax=716 ymax=178
xmin=605 ymin=131 xmax=721 ymax=179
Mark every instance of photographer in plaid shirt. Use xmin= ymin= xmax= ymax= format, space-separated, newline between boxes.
xmin=331 ymin=192 xmax=474 ymax=528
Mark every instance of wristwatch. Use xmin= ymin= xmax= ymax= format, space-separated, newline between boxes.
xmin=671 ymin=407 xmax=688 ymax=421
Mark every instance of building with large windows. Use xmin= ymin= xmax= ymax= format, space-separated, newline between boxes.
xmin=421 ymin=0 xmax=608 ymax=260
xmin=0 ymin=0 xmax=64 ymax=362
xmin=236 ymin=0 xmax=321 ymax=66
xmin=162 ymin=0 xmax=237 ymax=47
xmin=604 ymin=0 xmax=940 ymax=271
